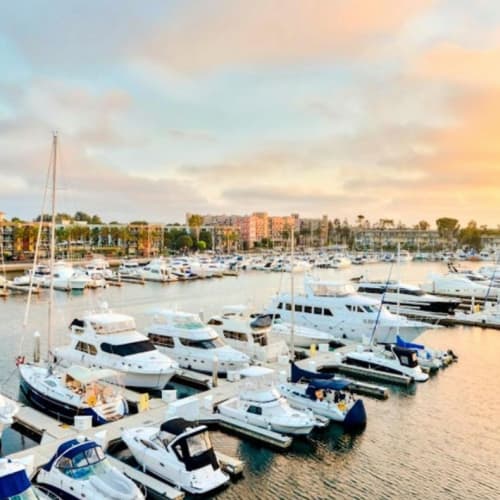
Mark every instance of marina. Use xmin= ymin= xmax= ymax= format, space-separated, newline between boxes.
xmin=0 ymin=261 xmax=499 ymax=498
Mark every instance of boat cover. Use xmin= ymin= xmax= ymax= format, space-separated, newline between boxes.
xmin=0 ymin=466 xmax=31 ymax=497
xmin=290 ymin=361 xmax=334 ymax=383
xmin=42 ymin=439 xmax=99 ymax=471
xmin=306 ymin=378 xmax=351 ymax=393
xmin=160 ymin=418 xmax=197 ymax=436
xmin=396 ymin=335 xmax=425 ymax=350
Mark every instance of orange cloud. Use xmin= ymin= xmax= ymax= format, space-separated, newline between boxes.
xmin=142 ymin=0 xmax=433 ymax=72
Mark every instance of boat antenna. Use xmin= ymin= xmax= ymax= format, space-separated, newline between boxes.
xmin=47 ymin=131 xmax=58 ymax=369
xmin=368 ymin=259 xmax=394 ymax=346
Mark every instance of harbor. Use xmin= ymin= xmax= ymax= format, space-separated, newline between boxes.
xmin=0 ymin=261 xmax=499 ymax=498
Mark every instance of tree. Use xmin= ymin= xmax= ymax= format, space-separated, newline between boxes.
xmin=90 ymin=215 xmax=102 ymax=224
xmin=188 ymin=214 xmax=204 ymax=241
xmin=197 ymin=240 xmax=207 ymax=251
xmin=459 ymin=220 xmax=482 ymax=251
xmin=356 ymin=215 xmax=365 ymax=227
xmin=436 ymin=217 xmax=460 ymax=246
xmin=175 ymin=234 xmax=193 ymax=251
xmin=199 ymin=229 xmax=213 ymax=250
xmin=415 ymin=220 xmax=430 ymax=231
xmin=74 ymin=211 xmax=91 ymax=222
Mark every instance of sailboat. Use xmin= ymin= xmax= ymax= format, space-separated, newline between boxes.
xmin=18 ymin=133 xmax=128 ymax=425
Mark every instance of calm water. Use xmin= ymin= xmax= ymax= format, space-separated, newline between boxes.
xmin=1 ymin=262 xmax=499 ymax=499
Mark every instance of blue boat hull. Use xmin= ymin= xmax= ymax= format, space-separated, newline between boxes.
xmin=344 ymin=399 xmax=367 ymax=429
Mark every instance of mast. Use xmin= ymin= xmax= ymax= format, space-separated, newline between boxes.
xmin=48 ymin=132 xmax=57 ymax=366
xmin=396 ymin=241 xmax=400 ymax=339
xmin=290 ymin=222 xmax=295 ymax=361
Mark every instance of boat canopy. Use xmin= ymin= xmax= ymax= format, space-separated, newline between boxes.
xmin=396 ymin=335 xmax=425 ymax=351
xmin=42 ymin=439 xmax=101 ymax=471
xmin=0 ymin=463 xmax=32 ymax=497
xmin=160 ymin=418 xmax=197 ymax=436
xmin=250 ymin=314 xmax=273 ymax=329
xmin=65 ymin=365 xmax=117 ymax=384
xmin=290 ymin=361 xmax=333 ymax=383
xmin=306 ymin=378 xmax=351 ymax=393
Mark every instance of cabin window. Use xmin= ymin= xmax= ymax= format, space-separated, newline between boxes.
xmin=277 ymin=302 xmax=283 ymax=310
xmin=345 ymin=305 xmax=353 ymax=311
xmin=180 ymin=338 xmax=224 ymax=349
xmin=207 ymin=318 xmax=223 ymax=326
xmin=294 ymin=304 xmax=303 ymax=312
xmin=247 ymin=405 xmax=262 ymax=415
xmin=304 ymin=306 xmax=312 ymax=314
xmin=148 ymin=333 xmax=174 ymax=348
xmin=223 ymin=330 xmax=247 ymax=342
xmin=324 ymin=308 xmax=333 ymax=316
xmin=186 ymin=431 xmax=212 ymax=457
xmin=314 ymin=307 xmax=322 ymax=315
xmin=285 ymin=303 xmax=292 ymax=311
xmin=100 ymin=340 xmax=156 ymax=356
xmin=252 ymin=332 xmax=268 ymax=346
xmin=75 ymin=341 xmax=97 ymax=356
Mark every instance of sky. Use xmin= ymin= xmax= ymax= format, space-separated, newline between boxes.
xmin=1 ymin=0 xmax=499 ymax=227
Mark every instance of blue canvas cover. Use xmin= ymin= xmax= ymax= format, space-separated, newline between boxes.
xmin=0 ymin=467 xmax=31 ymax=498
xmin=396 ymin=335 xmax=425 ymax=350
xmin=42 ymin=439 xmax=99 ymax=471
xmin=290 ymin=361 xmax=334 ymax=383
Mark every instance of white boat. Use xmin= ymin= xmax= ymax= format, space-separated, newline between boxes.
xmin=0 ymin=394 xmax=19 ymax=440
xmin=146 ymin=310 xmax=250 ymax=374
xmin=267 ymin=277 xmax=433 ymax=344
xmin=13 ymin=264 xmax=51 ymax=287
xmin=330 ymin=255 xmax=351 ymax=269
xmin=54 ymin=306 xmax=177 ymax=389
xmin=0 ymin=458 xmax=61 ymax=499
xmin=217 ymin=377 xmax=317 ymax=435
xmin=50 ymin=261 xmax=90 ymax=291
xmin=122 ymin=418 xmax=229 ymax=495
xmin=398 ymin=250 xmax=413 ymax=262
xmin=117 ymin=259 xmax=142 ymax=278
xmin=455 ymin=301 xmax=500 ymax=327
xmin=84 ymin=257 xmax=113 ymax=279
xmin=341 ymin=344 xmax=429 ymax=382
xmin=19 ymin=364 xmax=128 ymax=425
xmin=395 ymin=336 xmax=456 ymax=370
xmin=36 ymin=437 xmax=144 ymax=499
xmin=278 ymin=362 xmax=367 ymax=428
xmin=139 ymin=257 xmax=178 ymax=282
xmin=422 ymin=273 xmax=500 ymax=299
xmin=356 ymin=280 xmax=461 ymax=314
xmin=207 ymin=306 xmax=289 ymax=363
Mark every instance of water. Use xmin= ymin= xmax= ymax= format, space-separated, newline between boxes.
xmin=1 ymin=262 xmax=499 ymax=499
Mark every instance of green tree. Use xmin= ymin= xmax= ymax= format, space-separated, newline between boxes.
xmin=188 ymin=214 xmax=204 ymax=241
xmin=199 ymin=229 xmax=213 ymax=250
xmin=176 ymin=234 xmax=193 ymax=251
xmin=436 ymin=217 xmax=460 ymax=246
xmin=197 ymin=240 xmax=207 ymax=251
xmin=459 ymin=220 xmax=482 ymax=251
xmin=74 ymin=211 xmax=91 ymax=222
xmin=415 ymin=220 xmax=430 ymax=231
xmin=90 ymin=215 xmax=102 ymax=224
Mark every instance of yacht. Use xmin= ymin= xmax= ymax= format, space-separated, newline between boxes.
xmin=207 ymin=306 xmax=289 ymax=362
xmin=50 ymin=261 xmax=89 ymax=291
xmin=84 ymin=257 xmax=113 ymax=279
xmin=341 ymin=344 xmax=429 ymax=382
xmin=19 ymin=364 xmax=128 ymax=426
xmin=356 ymin=280 xmax=461 ymax=314
xmin=278 ymin=362 xmax=367 ymax=428
xmin=146 ymin=310 xmax=250 ymax=374
xmin=330 ymin=255 xmax=351 ymax=269
xmin=454 ymin=301 xmax=500 ymax=327
xmin=0 ymin=394 xmax=19 ymax=440
xmin=267 ymin=277 xmax=433 ymax=344
xmin=54 ymin=306 xmax=177 ymax=389
xmin=0 ymin=458 xmax=61 ymax=499
xmin=36 ymin=438 xmax=144 ymax=499
xmin=139 ymin=257 xmax=178 ymax=282
xmin=13 ymin=264 xmax=51 ymax=287
xmin=117 ymin=259 xmax=142 ymax=278
xmin=421 ymin=273 xmax=500 ymax=299
xmin=217 ymin=378 xmax=317 ymax=435
xmin=122 ymin=418 xmax=230 ymax=495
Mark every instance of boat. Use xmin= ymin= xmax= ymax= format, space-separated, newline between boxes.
xmin=50 ymin=261 xmax=90 ymax=291
xmin=421 ymin=273 xmax=500 ymax=299
xmin=54 ymin=305 xmax=178 ymax=389
xmin=0 ymin=394 xmax=19 ymax=441
xmin=356 ymin=280 xmax=461 ymax=314
xmin=36 ymin=437 xmax=144 ymax=499
xmin=454 ymin=301 xmax=500 ymax=327
xmin=13 ymin=264 xmax=51 ymax=287
xmin=139 ymin=257 xmax=178 ymax=282
xmin=395 ymin=336 xmax=456 ymax=369
xmin=122 ymin=418 xmax=230 ymax=495
xmin=341 ymin=344 xmax=429 ymax=382
xmin=117 ymin=259 xmax=142 ymax=278
xmin=84 ymin=256 xmax=113 ymax=279
xmin=207 ymin=306 xmax=289 ymax=363
xmin=146 ymin=310 xmax=250 ymax=374
xmin=267 ymin=277 xmax=434 ymax=344
xmin=18 ymin=134 xmax=128 ymax=426
xmin=278 ymin=362 xmax=367 ymax=428
xmin=0 ymin=458 xmax=61 ymax=499
xmin=217 ymin=376 xmax=317 ymax=435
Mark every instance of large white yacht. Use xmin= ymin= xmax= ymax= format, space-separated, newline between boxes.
xmin=146 ymin=310 xmax=250 ymax=374
xmin=207 ymin=306 xmax=289 ymax=362
xmin=122 ymin=418 xmax=230 ymax=495
xmin=50 ymin=261 xmax=90 ymax=291
xmin=139 ymin=257 xmax=178 ymax=282
xmin=421 ymin=273 xmax=500 ymax=299
xmin=267 ymin=277 xmax=433 ymax=344
xmin=54 ymin=306 xmax=177 ymax=389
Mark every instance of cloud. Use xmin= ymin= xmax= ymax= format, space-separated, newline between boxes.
xmin=141 ymin=0 xmax=433 ymax=72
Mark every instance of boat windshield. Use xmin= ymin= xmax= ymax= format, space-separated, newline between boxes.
xmin=90 ymin=319 xmax=136 ymax=334
xmin=185 ymin=431 xmax=212 ymax=457
xmin=8 ymin=486 xmax=44 ymax=500
xmin=174 ymin=318 xmax=205 ymax=330
xmin=307 ymin=282 xmax=354 ymax=297
xmin=179 ymin=338 xmax=224 ymax=349
xmin=56 ymin=446 xmax=112 ymax=480
xmin=100 ymin=340 xmax=156 ymax=356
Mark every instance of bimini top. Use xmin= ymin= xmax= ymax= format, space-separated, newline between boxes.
xmin=290 ymin=361 xmax=334 ymax=383
xmin=0 ymin=460 xmax=31 ymax=498
xmin=66 ymin=365 xmax=117 ymax=384
xmin=160 ymin=418 xmax=200 ymax=436
xmin=305 ymin=378 xmax=351 ymax=397
xmin=42 ymin=439 xmax=102 ymax=471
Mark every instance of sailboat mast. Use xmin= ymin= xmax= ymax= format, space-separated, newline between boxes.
xmin=290 ymin=223 xmax=295 ymax=361
xmin=48 ymin=132 xmax=57 ymax=363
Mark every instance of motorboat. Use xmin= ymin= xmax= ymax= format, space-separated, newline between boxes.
xmin=341 ymin=344 xmax=429 ymax=382
xmin=36 ymin=438 xmax=144 ymax=499
xmin=0 ymin=394 xmax=19 ymax=440
xmin=330 ymin=255 xmax=351 ymax=269
xmin=13 ymin=264 xmax=51 ymax=287
xmin=117 ymin=259 xmax=142 ymax=278
xmin=267 ymin=277 xmax=433 ymax=344
xmin=455 ymin=301 xmax=500 ymax=327
xmin=217 ymin=377 xmax=317 ymax=435
xmin=395 ymin=336 xmax=456 ymax=369
xmin=278 ymin=362 xmax=367 ymax=428
xmin=207 ymin=306 xmax=289 ymax=363
xmin=122 ymin=418 xmax=230 ymax=495
xmin=249 ymin=313 xmax=334 ymax=348
xmin=19 ymin=363 xmax=128 ymax=426
xmin=50 ymin=261 xmax=90 ymax=291
xmin=146 ymin=310 xmax=250 ymax=374
xmin=0 ymin=458 xmax=61 ymax=499
xmin=84 ymin=257 xmax=113 ymax=279
xmin=356 ymin=280 xmax=461 ymax=314
xmin=139 ymin=257 xmax=178 ymax=282
xmin=421 ymin=273 xmax=500 ymax=299
xmin=54 ymin=305 xmax=177 ymax=389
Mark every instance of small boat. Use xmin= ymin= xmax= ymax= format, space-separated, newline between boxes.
xmin=341 ymin=344 xmax=429 ymax=382
xmin=146 ymin=310 xmax=250 ymax=374
xmin=139 ymin=258 xmax=178 ymax=282
xmin=19 ymin=364 xmax=128 ymax=426
xmin=0 ymin=458 xmax=61 ymax=499
xmin=217 ymin=377 xmax=317 ymax=435
xmin=395 ymin=336 xmax=456 ymax=369
xmin=455 ymin=301 xmax=500 ymax=327
xmin=122 ymin=418 xmax=230 ymax=495
xmin=278 ymin=362 xmax=367 ymax=429
xmin=0 ymin=394 xmax=19 ymax=440
xmin=36 ymin=438 xmax=144 ymax=499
